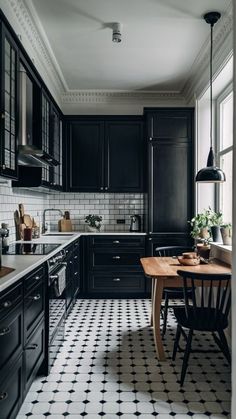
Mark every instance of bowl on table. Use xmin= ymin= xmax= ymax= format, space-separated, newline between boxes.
xmin=177 ymin=254 xmax=200 ymax=266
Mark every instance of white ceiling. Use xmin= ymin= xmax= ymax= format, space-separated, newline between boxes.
xmin=30 ymin=0 xmax=231 ymax=92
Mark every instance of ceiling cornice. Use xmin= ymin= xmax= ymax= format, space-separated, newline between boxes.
xmin=4 ymin=1 xmax=233 ymax=107
xmin=182 ymin=4 xmax=233 ymax=103
xmin=61 ymin=90 xmax=185 ymax=105
xmin=7 ymin=0 xmax=65 ymax=99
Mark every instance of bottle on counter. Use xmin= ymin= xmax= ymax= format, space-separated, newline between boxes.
xmin=23 ymin=227 xmax=32 ymax=241
xmin=32 ymin=212 xmax=40 ymax=238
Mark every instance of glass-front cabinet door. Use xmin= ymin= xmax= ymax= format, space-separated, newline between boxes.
xmin=0 ymin=24 xmax=19 ymax=179
xmin=41 ymin=90 xmax=50 ymax=185
xmin=50 ymin=107 xmax=63 ymax=189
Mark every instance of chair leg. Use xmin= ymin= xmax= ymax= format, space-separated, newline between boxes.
xmin=218 ymin=329 xmax=231 ymax=365
xmin=162 ymin=293 xmax=169 ymax=337
xmin=172 ymin=323 xmax=182 ymax=361
xmin=180 ymin=329 xmax=193 ymax=386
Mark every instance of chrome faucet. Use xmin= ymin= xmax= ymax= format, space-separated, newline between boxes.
xmin=42 ymin=208 xmax=64 ymax=234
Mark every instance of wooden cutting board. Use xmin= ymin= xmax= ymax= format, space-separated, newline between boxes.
xmin=0 ymin=266 xmax=15 ymax=278
xmin=58 ymin=218 xmax=72 ymax=232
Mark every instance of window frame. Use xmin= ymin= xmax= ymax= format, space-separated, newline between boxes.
xmin=215 ymin=82 xmax=233 ymax=219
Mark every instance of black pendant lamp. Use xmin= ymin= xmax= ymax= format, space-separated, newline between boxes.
xmin=196 ymin=12 xmax=226 ymax=183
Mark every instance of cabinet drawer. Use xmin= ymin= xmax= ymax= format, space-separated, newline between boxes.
xmin=90 ymin=249 xmax=144 ymax=270
xmin=89 ymin=235 xmax=145 ymax=248
xmin=88 ymin=272 xmax=145 ymax=294
xmin=24 ymin=266 xmax=45 ymax=293
xmin=24 ymin=320 xmax=45 ymax=394
xmin=0 ymin=282 xmax=23 ymax=320
xmin=0 ymin=356 xmax=23 ymax=419
xmin=24 ymin=279 xmax=44 ymax=338
xmin=0 ymin=302 xmax=23 ymax=372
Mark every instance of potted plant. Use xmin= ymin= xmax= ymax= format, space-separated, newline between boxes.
xmin=209 ymin=209 xmax=223 ymax=242
xmin=85 ymin=214 xmax=103 ymax=232
xmin=220 ymin=223 xmax=232 ymax=245
xmin=189 ymin=208 xmax=212 ymax=241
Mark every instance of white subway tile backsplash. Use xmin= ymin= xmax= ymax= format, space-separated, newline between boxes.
xmin=0 ymin=182 xmax=145 ymax=240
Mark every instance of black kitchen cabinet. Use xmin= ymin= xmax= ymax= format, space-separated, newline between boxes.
xmin=0 ymin=22 xmax=19 ymax=179
xmin=145 ymin=108 xmax=194 ymax=253
xmin=0 ymin=356 xmax=23 ymax=419
xmin=0 ymin=264 xmax=46 ymax=419
xmin=84 ymin=235 xmax=146 ymax=297
xmin=68 ymin=120 xmax=104 ymax=192
xmin=66 ymin=117 xmax=144 ymax=192
xmin=65 ymin=239 xmax=80 ymax=314
xmin=50 ymin=106 xmax=63 ymax=190
xmin=105 ymin=120 xmax=144 ymax=192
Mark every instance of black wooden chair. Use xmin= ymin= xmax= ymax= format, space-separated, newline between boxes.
xmin=155 ymin=246 xmax=193 ymax=336
xmin=172 ymin=270 xmax=231 ymax=386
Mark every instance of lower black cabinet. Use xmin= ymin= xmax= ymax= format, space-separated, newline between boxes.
xmin=84 ymin=235 xmax=147 ymax=297
xmin=24 ymin=319 xmax=45 ymax=395
xmin=0 ymin=300 xmax=23 ymax=372
xmin=88 ymin=272 xmax=145 ymax=295
xmin=0 ymin=356 xmax=23 ymax=419
xmin=0 ymin=264 xmax=46 ymax=419
xmin=65 ymin=239 xmax=80 ymax=313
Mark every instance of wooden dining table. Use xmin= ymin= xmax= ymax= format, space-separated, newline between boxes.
xmin=140 ymin=256 xmax=231 ymax=361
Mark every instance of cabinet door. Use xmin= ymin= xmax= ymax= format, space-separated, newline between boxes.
xmin=68 ymin=121 xmax=104 ymax=191
xmin=0 ymin=24 xmax=19 ymax=179
xmin=50 ymin=107 xmax=63 ymax=189
xmin=105 ymin=121 xmax=144 ymax=192
xmin=147 ymin=109 xmax=193 ymax=235
xmin=0 ymin=356 xmax=23 ymax=419
xmin=41 ymin=91 xmax=51 ymax=185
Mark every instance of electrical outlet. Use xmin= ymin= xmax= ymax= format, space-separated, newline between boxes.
xmin=117 ymin=219 xmax=125 ymax=224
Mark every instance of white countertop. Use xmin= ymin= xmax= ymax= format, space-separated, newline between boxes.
xmin=0 ymin=231 xmax=146 ymax=293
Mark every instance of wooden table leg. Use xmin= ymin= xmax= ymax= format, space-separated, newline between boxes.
xmin=150 ymin=278 xmax=154 ymax=326
xmin=152 ymin=277 xmax=166 ymax=361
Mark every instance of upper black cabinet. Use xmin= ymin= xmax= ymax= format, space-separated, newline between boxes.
xmin=69 ymin=120 xmax=104 ymax=192
xmin=105 ymin=121 xmax=143 ymax=192
xmin=50 ymin=106 xmax=63 ymax=189
xmin=0 ymin=23 xmax=19 ymax=179
xmin=66 ymin=117 xmax=144 ymax=193
xmin=145 ymin=108 xmax=194 ymax=242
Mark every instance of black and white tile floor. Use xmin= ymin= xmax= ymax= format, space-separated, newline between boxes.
xmin=17 ymin=299 xmax=231 ymax=419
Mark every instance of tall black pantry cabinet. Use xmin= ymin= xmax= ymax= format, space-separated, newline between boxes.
xmin=145 ymin=108 xmax=194 ymax=255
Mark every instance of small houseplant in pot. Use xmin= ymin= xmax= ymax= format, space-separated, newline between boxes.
xmin=189 ymin=208 xmax=212 ymax=241
xmin=220 ymin=223 xmax=232 ymax=245
xmin=85 ymin=214 xmax=102 ymax=232
xmin=209 ymin=209 xmax=223 ymax=243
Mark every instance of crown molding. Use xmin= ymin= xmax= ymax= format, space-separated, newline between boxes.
xmin=61 ymin=90 xmax=185 ymax=104
xmin=182 ymin=4 xmax=233 ymax=104
xmin=5 ymin=0 xmax=64 ymax=102
xmin=3 ymin=1 xmax=233 ymax=109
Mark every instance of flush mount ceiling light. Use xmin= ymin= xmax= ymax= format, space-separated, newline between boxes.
xmin=196 ymin=11 xmax=226 ymax=183
xmin=112 ymin=22 xmax=122 ymax=43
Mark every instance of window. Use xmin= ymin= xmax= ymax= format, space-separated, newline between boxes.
xmin=216 ymin=86 xmax=233 ymax=224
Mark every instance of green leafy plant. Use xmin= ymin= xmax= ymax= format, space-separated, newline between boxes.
xmin=85 ymin=214 xmax=102 ymax=231
xmin=209 ymin=209 xmax=223 ymax=226
xmin=189 ymin=207 xmax=225 ymax=239
xmin=189 ymin=208 xmax=212 ymax=239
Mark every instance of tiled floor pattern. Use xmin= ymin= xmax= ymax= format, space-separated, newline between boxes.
xmin=17 ymin=299 xmax=231 ymax=419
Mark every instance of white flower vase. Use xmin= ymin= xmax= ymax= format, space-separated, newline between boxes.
xmin=86 ymin=225 xmax=100 ymax=233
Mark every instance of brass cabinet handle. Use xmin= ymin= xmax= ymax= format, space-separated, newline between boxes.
xmin=0 ymin=327 xmax=11 ymax=336
xmin=28 ymin=294 xmax=41 ymax=301
xmin=0 ymin=392 xmax=8 ymax=401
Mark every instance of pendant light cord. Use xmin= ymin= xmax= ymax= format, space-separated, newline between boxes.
xmin=210 ymin=22 xmax=213 ymax=150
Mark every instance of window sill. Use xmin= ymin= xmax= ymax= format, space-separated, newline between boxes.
xmin=210 ymin=243 xmax=232 ymax=265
